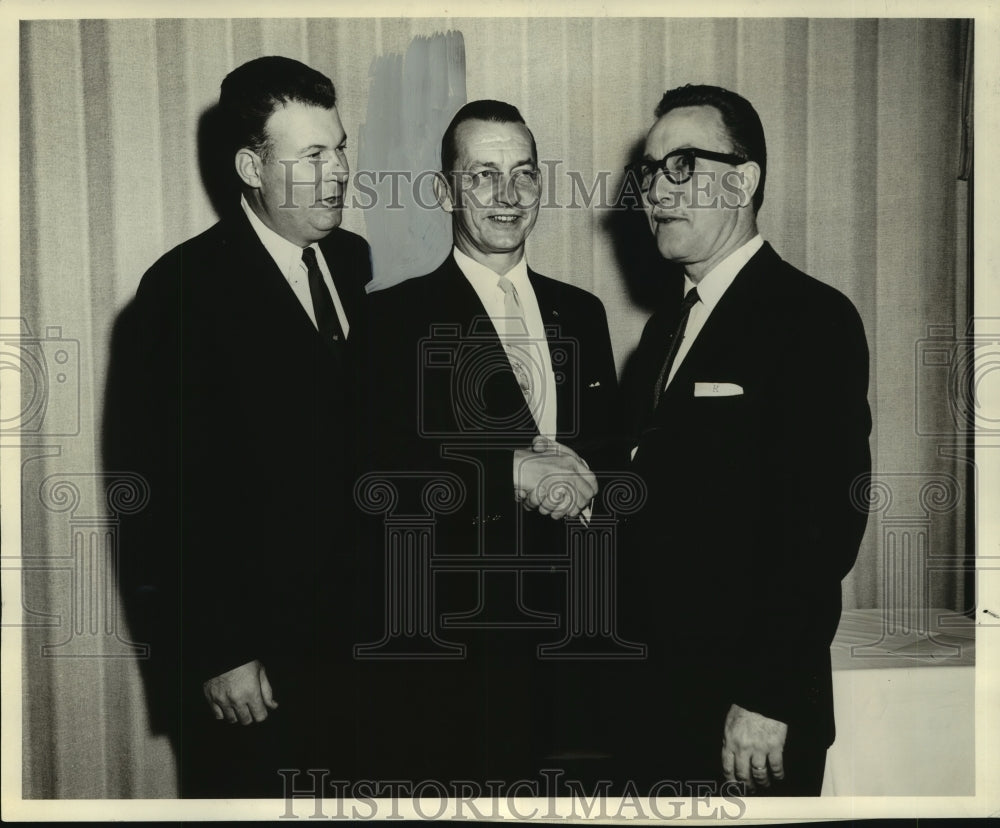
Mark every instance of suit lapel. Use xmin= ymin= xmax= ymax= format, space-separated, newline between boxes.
xmin=659 ymin=244 xmax=775 ymax=404
xmin=223 ymin=211 xmax=319 ymax=333
xmin=221 ymin=212 xmax=345 ymax=370
xmin=437 ymin=254 xmax=502 ymax=333
xmin=528 ymin=270 xmax=575 ymax=436
xmin=437 ymin=255 xmax=539 ymax=436
xmin=640 ymin=273 xmax=685 ymax=414
xmin=318 ymin=229 xmax=362 ymax=332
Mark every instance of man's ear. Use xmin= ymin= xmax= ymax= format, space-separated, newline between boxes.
xmin=732 ymin=161 xmax=760 ymax=209
xmin=433 ymin=172 xmax=455 ymax=213
xmin=235 ymin=148 xmax=263 ymax=188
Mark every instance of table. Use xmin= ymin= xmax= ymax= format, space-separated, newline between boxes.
xmin=821 ymin=608 xmax=975 ymax=796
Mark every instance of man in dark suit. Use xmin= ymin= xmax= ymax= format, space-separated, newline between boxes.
xmin=104 ymin=56 xmax=371 ymax=797
xmin=618 ymin=84 xmax=871 ymax=795
xmin=356 ymin=100 xmax=620 ymax=786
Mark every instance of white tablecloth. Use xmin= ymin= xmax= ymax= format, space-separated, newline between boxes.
xmin=821 ymin=609 xmax=975 ymax=796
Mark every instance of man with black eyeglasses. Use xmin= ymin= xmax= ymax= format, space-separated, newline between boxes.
xmin=616 ymin=84 xmax=872 ymax=796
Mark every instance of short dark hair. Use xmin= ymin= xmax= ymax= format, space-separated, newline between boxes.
xmin=219 ymin=56 xmax=337 ymax=160
xmin=440 ymin=99 xmax=537 ymax=175
xmin=654 ymin=84 xmax=767 ymax=213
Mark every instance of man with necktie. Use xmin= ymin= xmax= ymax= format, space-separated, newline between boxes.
xmin=356 ymin=100 xmax=619 ymax=785
xmin=617 ymin=84 xmax=872 ymax=795
xmin=105 ymin=56 xmax=371 ymax=796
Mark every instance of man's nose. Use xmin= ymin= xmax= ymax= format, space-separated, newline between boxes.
xmin=302 ymin=153 xmax=347 ymax=182
xmin=324 ymin=153 xmax=348 ymax=180
xmin=494 ymin=174 xmax=518 ymax=205
xmin=646 ymin=174 xmax=681 ymax=208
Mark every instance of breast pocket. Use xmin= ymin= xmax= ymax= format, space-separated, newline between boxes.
xmin=693 ymin=381 xmax=744 ymax=398
xmin=691 ymin=392 xmax=748 ymax=428
xmin=689 ymin=391 xmax=756 ymax=470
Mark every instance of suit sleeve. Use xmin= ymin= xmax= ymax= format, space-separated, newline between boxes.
xmin=137 ymin=254 xmax=275 ymax=681
xmin=616 ymin=304 xmax=674 ymax=465
xmin=731 ymin=290 xmax=872 ymax=726
xmin=563 ymin=293 xmax=625 ymax=477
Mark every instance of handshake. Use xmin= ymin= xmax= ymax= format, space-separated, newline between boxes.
xmin=513 ymin=435 xmax=598 ymax=521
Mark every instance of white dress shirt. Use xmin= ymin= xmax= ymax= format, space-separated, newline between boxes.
xmin=663 ymin=233 xmax=764 ymax=390
xmin=452 ymin=247 xmax=558 ymax=439
xmin=240 ymin=195 xmax=350 ymax=338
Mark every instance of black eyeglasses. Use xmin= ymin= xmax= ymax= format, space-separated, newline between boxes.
xmin=625 ymin=147 xmax=747 ymax=190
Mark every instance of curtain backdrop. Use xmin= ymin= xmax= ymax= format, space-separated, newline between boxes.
xmin=15 ymin=16 xmax=970 ymax=798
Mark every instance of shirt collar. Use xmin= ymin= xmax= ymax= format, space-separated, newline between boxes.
xmin=241 ymin=194 xmax=315 ymax=277
xmin=684 ymin=233 xmax=764 ymax=311
xmin=452 ymin=246 xmax=530 ymax=293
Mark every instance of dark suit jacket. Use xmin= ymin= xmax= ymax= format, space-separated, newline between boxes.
xmin=361 ymin=253 xmax=619 ymax=553
xmin=354 ymin=252 xmax=619 ymax=781
xmin=105 ymin=208 xmax=371 ymax=733
xmin=619 ymin=242 xmax=871 ymax=762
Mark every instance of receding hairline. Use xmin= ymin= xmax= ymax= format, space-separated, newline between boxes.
xmin=253 ymin=99 xmax=343 ymax=156
xmin=646 ymin=103 xmax=736 ymax=154
xmin=448 ymin=117 xmax=537 ymax=167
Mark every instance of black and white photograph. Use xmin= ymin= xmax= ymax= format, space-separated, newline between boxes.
xmin=2 ymin=0 xmax=998 ymax=821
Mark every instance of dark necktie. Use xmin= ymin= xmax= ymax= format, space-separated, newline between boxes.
xmin=652 ymin=286 xmax=700 ymax=407
xmin=302 ymin=246 xmax=345 ymax=342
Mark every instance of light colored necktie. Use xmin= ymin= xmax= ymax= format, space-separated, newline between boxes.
xmin=497 ymin=275 xmax=543 ymax=421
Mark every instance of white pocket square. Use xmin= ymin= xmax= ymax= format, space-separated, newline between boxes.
xmin=694 ymin=382 xmax=743 ymax=397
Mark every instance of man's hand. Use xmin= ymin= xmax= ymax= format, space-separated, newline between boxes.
xmin=721 ymin=703 xmax=787 ymax=791
xmin=202 ymin=659 xmax=278 ymax=725
xmin=513 ymin=436 xmax=598 ymax=520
